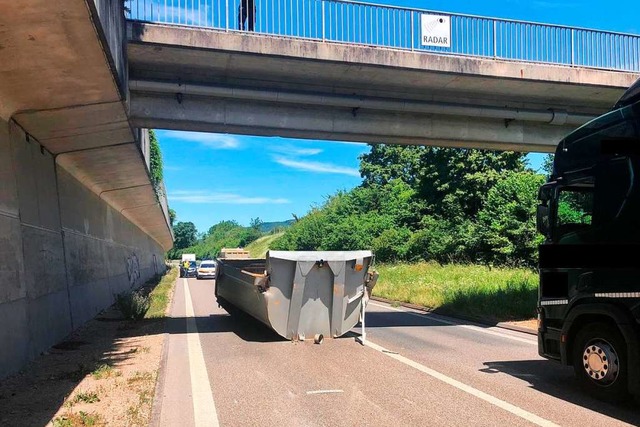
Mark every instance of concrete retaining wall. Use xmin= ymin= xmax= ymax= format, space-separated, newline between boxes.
xmin=0 ymin=118 xmax=165 ymax=378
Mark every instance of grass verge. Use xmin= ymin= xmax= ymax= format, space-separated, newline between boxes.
xmin=47 ymin=267 xmax=175 ymax=426
xmin=246 ymin=232 xmax=284 ymax=258
xmin=91 ymin=364 xmax=119 ymax=380
xmin=373 ymin=262 xmax=538 ymax=322
xmin=53 ymin=411 xmax=103 ymax=427
xmin=145 ymin=267 xmax=179 ymax=319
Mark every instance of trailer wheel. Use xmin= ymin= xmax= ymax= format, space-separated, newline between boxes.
xmin=572 ymin=322 xmax=630 ymax=401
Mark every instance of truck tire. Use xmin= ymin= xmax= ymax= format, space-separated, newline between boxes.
xmin=572 ymin=322 xmax=630 ymax=402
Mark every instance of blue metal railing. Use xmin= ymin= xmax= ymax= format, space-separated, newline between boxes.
xmin=127 ymin=0 xmax=640 ymax=72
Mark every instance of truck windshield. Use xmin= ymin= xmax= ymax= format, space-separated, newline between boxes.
xmin=555 ymin=187 xmax=594 ymax=239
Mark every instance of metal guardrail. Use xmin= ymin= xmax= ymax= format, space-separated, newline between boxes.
xmin=127 ymin=0 xmax=640 ymax=72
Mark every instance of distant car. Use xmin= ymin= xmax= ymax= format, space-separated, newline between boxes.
xmin=197 ymin=261 xmax=217 ymax=280
xmin=181 ymin=260 xmax=198 ymax=278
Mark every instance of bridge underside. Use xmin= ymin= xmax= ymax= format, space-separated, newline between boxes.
xmin=127 ymin=22 xmax=639 ymax=152
xmin=131 ymin=93 xmax=574 ymax=152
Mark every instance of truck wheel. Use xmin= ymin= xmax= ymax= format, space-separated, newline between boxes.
xmin=572 ymin=322 xmax=630 ymax=401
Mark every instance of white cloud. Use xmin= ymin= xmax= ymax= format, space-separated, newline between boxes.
xmin=162 ymin=131 xmax=241 ymax=150
xmin=169 ymin=190 xmax=290 ymax=205
xmin=273 ymin=156 xmax=360 ymax=177
xmin=269 ymin=145 xmax=323 ymax=156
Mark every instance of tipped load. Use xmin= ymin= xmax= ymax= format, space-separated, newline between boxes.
xmin=215 ymin=250 xmax=378 ymax=341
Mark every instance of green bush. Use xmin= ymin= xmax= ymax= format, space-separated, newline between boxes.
xmin=115 ymin=291 xmax=150 ymax=321
xmin=476 ymin=171 xmax=546 ymax=267
xmin=372 ymin=227 xmax=412 ymax=262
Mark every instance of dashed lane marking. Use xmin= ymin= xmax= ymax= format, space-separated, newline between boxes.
xmin=306 ymin=390 xmax=345 ymax=395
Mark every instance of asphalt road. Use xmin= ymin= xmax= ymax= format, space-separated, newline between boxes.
xmin=153 ymin=278 xmax=640 ymax=427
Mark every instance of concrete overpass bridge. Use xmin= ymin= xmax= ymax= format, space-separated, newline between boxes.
xmin=0 ymin=0 xmax=638 ymax=376
xmin=127 ymin=0 xmax=640 ymax=151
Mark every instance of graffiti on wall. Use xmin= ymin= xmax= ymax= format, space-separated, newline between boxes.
xmin=126 ymin=252 xmax=141 ymax=288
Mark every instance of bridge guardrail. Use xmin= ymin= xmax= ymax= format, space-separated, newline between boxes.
xmin=127 ymin=0 xmax=640 ymax=72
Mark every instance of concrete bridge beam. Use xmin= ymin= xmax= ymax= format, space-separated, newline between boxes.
xmin=130 ymin=92 xmax=575 ymax=152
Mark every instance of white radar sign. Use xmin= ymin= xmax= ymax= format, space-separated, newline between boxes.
xmin=421 ymin=14 xmax=451 ymax=48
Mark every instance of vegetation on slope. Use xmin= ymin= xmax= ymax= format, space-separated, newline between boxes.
xmin=168 ymin=220 xmax=262 ymax=259
xmin=373 ymin=263 xmax=538 ymax=321
xmin=246 ymin=232 xmax=285 ymax=258
xmin=273 ymin=145 xmax=547 ymax=268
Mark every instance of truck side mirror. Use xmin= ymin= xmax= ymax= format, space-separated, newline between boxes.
xmin=537 ymin=204 xmax=550 ymax=236
xmin=538 ymin=184 xmax=553 ymax=202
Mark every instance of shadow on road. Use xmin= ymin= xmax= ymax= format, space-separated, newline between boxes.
xmin=364 ymin=308 xmax=505 ymax=330
xmin=164 ymin=310 xmax=358 ymax=343
xmin=365 ymin=309 xmax=444 ymax=328
xmin=482 ymin=360 xmax=640 ymax=425
xmin=164 ymin=311 xmax=285 ymax=343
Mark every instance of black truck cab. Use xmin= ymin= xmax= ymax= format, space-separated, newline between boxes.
xmin=536 ymin=79 xmax=640 ymax=401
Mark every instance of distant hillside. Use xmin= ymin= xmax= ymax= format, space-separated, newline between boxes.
xmin=259 ymin=220 xmax=294 ymax=233
xmin=246 ymin=232 xmax=285 ymax=258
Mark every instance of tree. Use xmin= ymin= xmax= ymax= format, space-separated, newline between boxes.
xmin=476 ymin=171 xmax=546 ymax=267
xmin=207 ymin=220 xmax=240 ymax=238
xmin=359 ymin=144 xmax=525 ymax=220
xmin=168 ymin=208 xmax=177 ymax=227
xmin=250 ymin=217 xmax=264 ymax=231
xmin=542 ymin=154 xmax=554 ymax=177
xmin=149 ymin=130 xmax=164 ymax=196
xmin=416 ymin=147 xmax=525 ymax=220
xmin=360 ymin=144 xmax=424 ymax=187
xmin=173 ymin=221 xmax=198 ymax=249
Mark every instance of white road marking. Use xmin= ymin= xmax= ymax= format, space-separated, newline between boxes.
xmin=365 ymin=339 xmax=559 ymax=427
xmin=370 ymin=302 xmax=536 ymax=346
xmin=306 ymin=389 xmax=344 ymax=395
xmin=184 ymin=279 xmax=220 ymax=427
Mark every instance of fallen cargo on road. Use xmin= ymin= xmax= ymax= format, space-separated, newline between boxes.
xmin=215 ymin=251 xmax=377 ymax=341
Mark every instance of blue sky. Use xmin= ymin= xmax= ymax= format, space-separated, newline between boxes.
xmin=365 ymin=0 xmax=639 ymax=34
xmin=159 ymin=132 xmax=369 ymax=231
xmin=157 ymin=0 xmax=638 ymax=233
